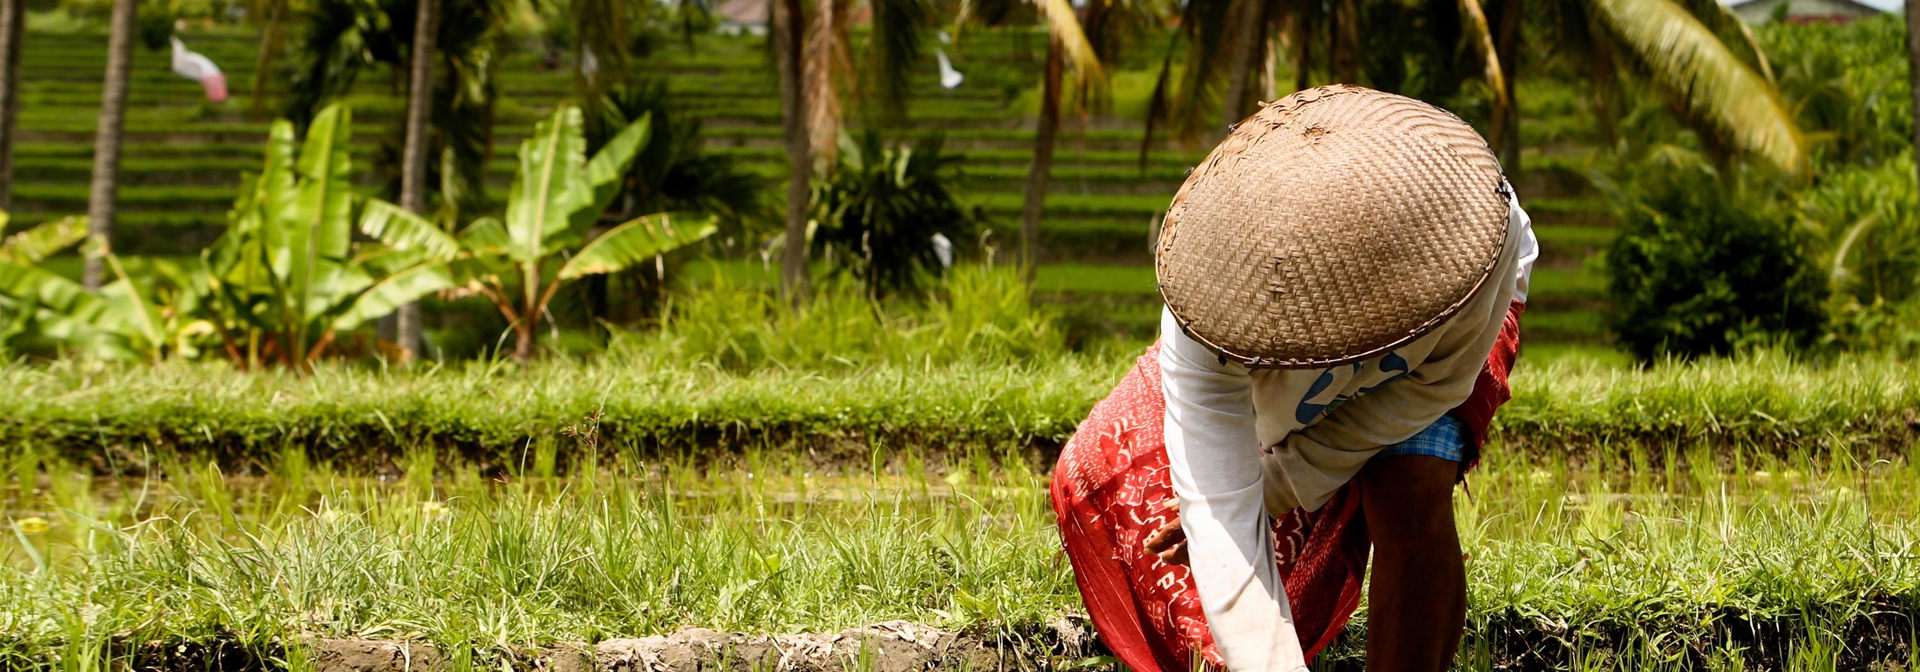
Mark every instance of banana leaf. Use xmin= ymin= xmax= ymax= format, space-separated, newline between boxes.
xmin=0 ymin=217 xmax=88 ymax=265
xmin=506 ymin=107 xmax=593 ymax=264
xmin=329 ymin=262 xmax=455 ymax=332
xmin=360 ymin=199 xmax=461 ymax=261
xmin=558 ymin=213 xmax=716 ymax=280
xmin=286 ymin=104 xmax=357 ymax=330
xmin=572 ymin=111 xmax=654 ymax=237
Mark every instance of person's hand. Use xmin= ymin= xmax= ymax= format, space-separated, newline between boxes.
xmin=1144 ymin=497 xmax=1190 ymax=565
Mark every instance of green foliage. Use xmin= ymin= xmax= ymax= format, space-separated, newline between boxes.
xmin=1603 ymin=167 xmax=1827 ymax=361
xmin=286 ymin=0 xmax=510 ymax=212
xmin=6 ymin=433 xmax=1920 ymax=667
xmin=656 ymin=265 xmax=1068 ymax=371
xmin=809 ymin=132 xmax=980 ymax=296
xmin=0 ymin=336 xmax=1915 ymax=467
xmin=583 ymin=79 xmax=770 ymax=240
xmin=1760 ymin=15 xmax=1911 ymax=169
xmin=1795 ymin=154 xmax=1920 ymax=352
xmin=0 ymin=223 xmax=214 ymax=363
xmin=363 ymin=106 xmax=717 ymax=359
xmin=205 ymin=105 xmax=453 ymax=370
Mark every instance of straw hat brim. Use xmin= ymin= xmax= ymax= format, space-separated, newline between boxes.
xmin=1155 ymin=85 xmax=1510 ymax=369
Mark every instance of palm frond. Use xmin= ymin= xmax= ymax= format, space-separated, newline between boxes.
xmin=866 ymin=0 xmax=926 ymax=124
xmin=1034 ymin=0 xmax=1104 ymax=88
xmin=1142 ymin=0 xmax=1226 ymax=152
xmin=1666 ymin=0 xmax=1775 ymax=84
xmin=1584 ymin=0 xmax=1804 ymax=172
xmin=1456 ymin=0 xmax=1509 ymax=134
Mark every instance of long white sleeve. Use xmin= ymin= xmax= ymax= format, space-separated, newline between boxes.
xmin=1160 ymin=311 xmax=1311 ymax=672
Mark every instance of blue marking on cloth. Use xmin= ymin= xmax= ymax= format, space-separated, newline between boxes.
xmin=1292 ymin=352 xmax=1411 ymax=425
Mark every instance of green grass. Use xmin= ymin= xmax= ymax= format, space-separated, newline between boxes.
xmin=1033 ymin=264 xmax=1157 ymax=297
xmin=2 ymin=426 xmax=1917 ymax=669
xmin=0 ymin=308 xmax=1912 ymax=472
xmin=0 ymin=457 xmax=1075 ymax=667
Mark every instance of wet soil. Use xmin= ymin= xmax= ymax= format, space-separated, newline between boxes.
xmin=119 ymin=617 xmax=1103 ymax=672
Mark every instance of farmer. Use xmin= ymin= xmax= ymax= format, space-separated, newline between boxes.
xmin=1051 ymin=85 xmax=1537 ymax=672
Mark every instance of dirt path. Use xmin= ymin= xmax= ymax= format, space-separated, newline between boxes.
xmin=126 ymin=618 xmax=1104 ymax=672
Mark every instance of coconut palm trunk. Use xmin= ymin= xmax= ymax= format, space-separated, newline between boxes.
xmin=251 ymin=0 xmax=286 ymax=116
xmin=775 ymin=0 xmax=810 ymax=297
xmin=1908 ymin=0 xmax=1920 ymax=188
xmin=1219 ymin=0 xmax=1269 ymax=135
xmin=1290 ymin=6 xmax=1310 ymax=91
xmin=1019 ymin=35 xmax=1063 ymax=282
xmin=393 ymin=0 xmax=436 ymax=357
xmin=1493 ymin=0 xmax=1522 ymax=170
xmin=1330 ymin=0 xmax=1358 ymax=82
xmin=0 ymin=0 xmax=23 ymax=210
xmin=84 ymin=0 xmax=135 ymax=291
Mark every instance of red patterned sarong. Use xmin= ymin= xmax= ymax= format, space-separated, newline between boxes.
xmin=1051 ymin=302 xmax=1524 ymax=671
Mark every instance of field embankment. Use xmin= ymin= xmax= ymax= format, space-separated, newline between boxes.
xmin=0 ymin=349 xmax=1913 ymax=474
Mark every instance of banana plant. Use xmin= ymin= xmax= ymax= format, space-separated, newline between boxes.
xmin=0 ymin=215 xmax=212 ymax=361
xmin=0 ymin=213 xmax=87 ymax=353
xmin=204 ymin=104 xmax=453 ymax=370
xmin=362 ymin=105 xmax=717 ymax=360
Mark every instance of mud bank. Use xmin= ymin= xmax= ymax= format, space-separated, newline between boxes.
xmin=120 ymin=618 xmax=1104 ymax=672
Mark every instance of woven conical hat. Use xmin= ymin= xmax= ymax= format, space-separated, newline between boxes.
xmin=1155 ymin=85 xmax=1510 ymax=369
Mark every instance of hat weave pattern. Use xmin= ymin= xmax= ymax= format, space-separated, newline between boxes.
xmin=1156 ymin=84 xmax=1509 ymax=369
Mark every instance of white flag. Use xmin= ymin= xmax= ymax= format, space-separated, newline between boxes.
xmin=936 ymin=48 xmax=964 ymax=90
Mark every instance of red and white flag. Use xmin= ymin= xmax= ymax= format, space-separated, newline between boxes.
xmin=170 ymin=37 xmax=228 ymax=103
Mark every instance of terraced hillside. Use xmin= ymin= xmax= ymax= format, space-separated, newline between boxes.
xmin=5 ymin=20 xmax=1615 ymax=347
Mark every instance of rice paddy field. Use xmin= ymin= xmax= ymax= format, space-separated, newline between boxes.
xmin=5 ymin=437 xmax=1920 ymax=671
xmin=4 ymin=10 xmax=1912 ymax=672
xmin=1 ymin=325 xmax=1917 ymax=670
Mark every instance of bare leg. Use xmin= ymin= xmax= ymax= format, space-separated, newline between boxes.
xmin=1358 ymin=454 xmax=1466 ymax=672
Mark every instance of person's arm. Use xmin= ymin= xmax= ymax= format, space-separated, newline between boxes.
xmin=1159 ymin=308 xmax=1311 ymax=672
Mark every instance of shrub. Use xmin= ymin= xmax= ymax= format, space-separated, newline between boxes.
xmin=809 ymin=132 xmax=980 ymax=297
xmin=1604 ymin=168 xmax=1827 ymax=362
xmin=1796 ymin=154 xmax=1920 ymax=352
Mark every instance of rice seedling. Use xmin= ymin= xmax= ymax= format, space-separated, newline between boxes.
xmin=0 ymin=434 xmax=1915 ymax=669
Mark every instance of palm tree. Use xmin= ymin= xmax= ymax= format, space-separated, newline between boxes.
xmin=774 ymin=0 xmax=809 ymax=296
xmin=394 ymin=0 xmax=436 ymax=356
xmin=1017 ymin=25 xmax=1066 ymax=281
xmin=957 ymin=0 xmax=1108 ymax=281
xmin=772 ymin=0 xmax=930 ymax=296
xmin=0 ymin=0 xmax=23 ymax=210
xmin=1146 ymin=0 xmax=1506 ymax=155
xmin=1553 ymin=0 xmax=1797 ymax=171
xmin=289 ymin=0 xmax=507 ymax=353
xmin=84 ymin=0 xmax=136 ymax=291
xmin=1907 ymin=0 xmax=1920 ymax=188
xmin=287 ymin=0 xmax=507 ymax=209
xmin=1144 ymin=0 xmax=1799 ymax=175
xmin=247 ymin=0 xmax=290 ymax=116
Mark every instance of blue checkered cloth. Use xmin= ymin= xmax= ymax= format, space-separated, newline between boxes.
xmin=1376 ymin=414 xmax=1468 ymax=462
